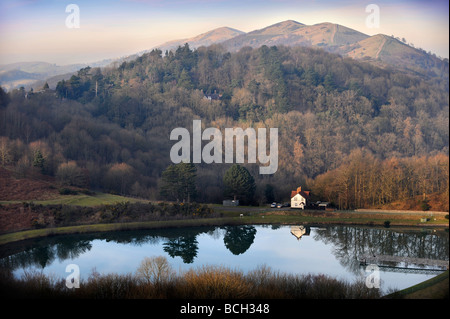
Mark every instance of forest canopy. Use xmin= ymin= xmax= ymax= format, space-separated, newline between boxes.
xmin=0 ymin=44 xmax=448 ymax=209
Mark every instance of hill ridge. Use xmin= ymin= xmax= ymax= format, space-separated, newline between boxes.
xmin=1 ymin=19 xmax=448 ymax=91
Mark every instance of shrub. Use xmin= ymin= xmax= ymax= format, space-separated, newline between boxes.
xmin=180 ymin=265 xmax=252 ymax=299
xmin=420 ymin=199 xmax=431 ymax=211
xmin=56 ymin=161 xmax=88 ymax=188
xmin=1 ymin=262 xmax=383 ymax=299
xmin=59 ymin=188 xmax=78 ymax=195
xmin=135 ymin=256 xmax=175 ymax=287
xmin=81 ymin=270 xmax=137 ymax=299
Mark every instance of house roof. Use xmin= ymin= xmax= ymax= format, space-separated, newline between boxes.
xmin=291 ymin=186 xmax=310 ymax=199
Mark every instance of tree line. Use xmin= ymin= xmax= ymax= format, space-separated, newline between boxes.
xmin=311 ymin=150 xmax=449 ymax=210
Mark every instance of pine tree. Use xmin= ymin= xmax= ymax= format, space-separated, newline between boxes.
xmin=32 ymin=150 xmax=45 ymax=170
xmin=178 ymin=162 xmax=197 ymax=203
xmin=160 ymin=163 xmax=197 ymax=202
xmin=223 ymin=164 xmax=256 ymax=204
xmin=0 ymin=86 xmax=10 ymax=108
xmin=178 ymin=69 xmax=194 ymax=90
xmin=160 ymin=164 xmax=179 ymax=201
xmin=324 ymin=73 xmax=336 ymax=91
xmin=264 ymin=184 xmax=275 ymax=203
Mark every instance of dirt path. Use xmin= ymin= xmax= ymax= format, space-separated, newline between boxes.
xmin=330 ymin=24 xmax=337 ymax=44
xmin=375 ymin=36 xmax=387 ymax=59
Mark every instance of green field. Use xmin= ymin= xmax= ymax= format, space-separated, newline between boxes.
xmin=0 ymin=192 xmax=148 ymax=207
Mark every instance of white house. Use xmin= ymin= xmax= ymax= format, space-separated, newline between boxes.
xmin=291 ymin=193 xmax=307 ymax=209
xmin=290 ymin=186 xmax=310 ymax=209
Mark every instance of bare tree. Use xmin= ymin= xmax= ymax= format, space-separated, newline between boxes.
xmin=135 ymin=256 xmax=175 ymax=287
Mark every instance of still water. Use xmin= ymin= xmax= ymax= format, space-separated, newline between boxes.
xmin=1 ymin=225 xmax=448 ymax=295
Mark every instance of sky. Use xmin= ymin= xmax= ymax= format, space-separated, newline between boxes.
xmin=0 ymin=0 xmax=448 ymax=65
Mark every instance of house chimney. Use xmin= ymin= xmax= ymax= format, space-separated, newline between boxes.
xmin=297 ymin=186 xmax=302 ymax=193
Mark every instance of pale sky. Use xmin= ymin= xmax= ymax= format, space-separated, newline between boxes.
xmin=0 ymin=0 xmax=448 ymax=65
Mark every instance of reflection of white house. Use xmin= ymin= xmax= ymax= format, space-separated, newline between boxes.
xmin=290 ymin=225 xmax=309 ymax=240
xmin=290 ymin=186 xmax=310 ymax=209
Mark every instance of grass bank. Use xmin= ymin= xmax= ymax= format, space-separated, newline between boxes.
xmin=221 ymin=208 xmax=449 ymax=228
xmin=385 ymin=270 xmax=449 ymax=299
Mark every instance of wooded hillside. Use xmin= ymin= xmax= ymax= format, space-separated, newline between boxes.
xmin=0 ymin=44 xmax=448 ymax=209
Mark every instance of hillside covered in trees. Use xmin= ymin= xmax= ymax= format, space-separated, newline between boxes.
xmin=0 ymin=43 xmax=448 ymax=210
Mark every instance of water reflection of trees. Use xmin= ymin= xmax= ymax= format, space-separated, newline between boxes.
xmin=1 ymin=225 xmax=447 ymax=274
xmin=0 ymin=227 xmax=218 ymax=270
xmin=163 ymin=236 xmax=198 ymax=263
xmin=0 ymin=238 xmax=92 ymax=270
xmin=222 ymin=226 xmax=257 ymax=255
xmin=314 ymin=226 xmax=449 ymax=274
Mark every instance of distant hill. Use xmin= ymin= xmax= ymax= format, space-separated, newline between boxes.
xmin=340 ymin=34 xmax=448 ymax=78
xmin=0 ymin=69 xmax=40 ymax=82
xmin=0 ymin=27 xmax=245 ymax=91
xmin=0 ymin=61 xmax=83 ymax=76
xmin=151 ymin=19 xmax=448 ymax=79
xmin=0 ymin=61 xmax=87 ymax=91
xmin=1 ymin=19 xmax=447 ymax=91
xmin=0 ymin=59 xmax=119 ymax=91
xmin=220 ymin=20 xmax=447 ymax=79
xmin=151 ymin=26 xmax=245 ymax=53
xmin=221 ymin=20 xmax=368 ymax=51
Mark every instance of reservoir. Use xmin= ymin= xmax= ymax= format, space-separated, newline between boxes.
xmin=1 ymin=225 xmax=448 ymax=296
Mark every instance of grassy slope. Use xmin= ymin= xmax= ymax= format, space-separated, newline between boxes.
xmin=386 ymin=270 xmax=449 ymax=299
xmin=0 ymin=192 xmax=147 ymax=207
